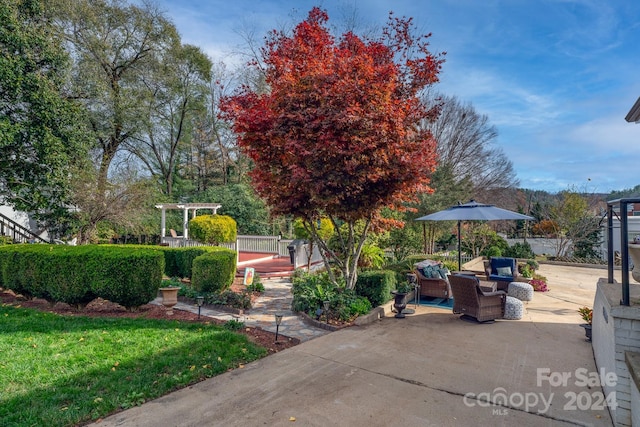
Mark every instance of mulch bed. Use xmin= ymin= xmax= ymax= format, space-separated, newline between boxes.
xmin=0 ymin=288 xmax=299 ymax=355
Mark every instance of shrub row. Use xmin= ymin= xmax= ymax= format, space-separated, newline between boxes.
xmin=163 ymin=247 xmax=227 ymax=278
xmin=0 ymin=245 xmax=164 ymax=309
xmin=106 ymin=245 xmax=235 ymax=279
xmin=101 ymin=244 xmax=238 ymax=297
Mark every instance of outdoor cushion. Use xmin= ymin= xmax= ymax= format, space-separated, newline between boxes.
xmin=489 ymin=257 xmax=517 ymax=278
xmin=437 ymin=267 xmax=449 ymax=280
xmin=417 ymin=261 xmax=449 ymax=282
xmin=490 ymin=257 xmax=515 ymax=271
xmin=422 ymin=265 xmax=439 ymax=278
xmin=415 ymin=259 xmax=440 ymax=268
xmin=423 ymin=265 xmax=449 ymax=280
xmin=496 ymin=266 xmax=512 ymax=277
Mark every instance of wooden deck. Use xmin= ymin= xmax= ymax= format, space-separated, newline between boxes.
xmin=237 ymin=252 xmax=295 ymax=278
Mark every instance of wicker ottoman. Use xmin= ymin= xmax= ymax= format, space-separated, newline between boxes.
xmin=504 ymin=296 xmax=524 ymax=320
xmin=508 ymin=281 xmax=534 ymax=302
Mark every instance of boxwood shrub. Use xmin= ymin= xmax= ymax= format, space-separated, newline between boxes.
xmin=355 ymin=270 xmax=397 ymax=307
xmin=189 ymin=214 xmax=237 ymax=245
xmin=0 ymin=245 xmax=46 ymax=298
xmin=164 ymin=247 xmax=225 ymax=278
xmin=0 ymin=245 xmax=164 ymax=309
xmin=88 ymin=248 xmax=164 ymax=309
xmin=191 ymin=249 xmax=237 ymax=293
xmin=106 ymin=244 xmax=229 ymax=279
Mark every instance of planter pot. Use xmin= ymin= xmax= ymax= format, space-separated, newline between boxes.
xmin=628 ymin=244 xmax=640 ymax=282
xmin=580 ymin=324 xmax=592 ymax=342
xmin=391 ymin=291 xmax=409 ymax=318
xmin=159 ymin=287 xmax=179 ymax=315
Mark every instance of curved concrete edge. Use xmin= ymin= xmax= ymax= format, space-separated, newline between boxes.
xmin=297 ymin=311 xmax=345 ymax=331
xmin=354 ymin=302 xmax=396 ymax=325
xmin=297 ymin=300 xmax=396 ymax=329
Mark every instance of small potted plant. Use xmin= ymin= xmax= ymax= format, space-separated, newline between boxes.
xmin=578 ymin=306 xmax=593 ymax=342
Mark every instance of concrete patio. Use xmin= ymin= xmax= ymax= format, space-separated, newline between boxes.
xmin=93 ymin=264 xmax=623 ymax=427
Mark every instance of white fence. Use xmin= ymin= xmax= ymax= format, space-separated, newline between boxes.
xmin=162 ymin=235 xmax=283 ymax=252
xmin=160 ymin=235 xmax=324 ymax=269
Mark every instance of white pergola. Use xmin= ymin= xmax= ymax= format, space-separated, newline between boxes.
xmin=154 ymin=203 xmax=221 ymax=240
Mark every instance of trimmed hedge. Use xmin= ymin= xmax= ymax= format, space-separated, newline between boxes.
xmin=0 ymin=245 xmax=164 ymax=309
xmin=191 ymin=249 xmax=237 ymax=293
xmin=164 ymin=247 xmax=227 ymax=279
xmin=189 ymin=214 xmax=237 ymax=245
xmin=355 ymin=270 xmax=397 ymax=307
xmin=105 ymin=245 xmax=233 ymax=279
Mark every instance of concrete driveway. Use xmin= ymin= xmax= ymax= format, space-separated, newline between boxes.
xmin=92 ymin=264 xmax=616 ymax=427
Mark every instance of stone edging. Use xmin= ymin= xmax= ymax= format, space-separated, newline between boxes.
xmin=296 ymin=301 xmax=396 ymax=330
xmin=297 ymin=311 xmax=346 ymax=331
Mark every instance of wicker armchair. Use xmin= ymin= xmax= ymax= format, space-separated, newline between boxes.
xmin=449 ymin=274 xmax=506 ymax=322
xmin=415 ymin=269 xmax=452 ymax=300
xmin=483 ymin=257 xmax=519 ymax=291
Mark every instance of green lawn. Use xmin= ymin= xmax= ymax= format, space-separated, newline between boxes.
xmin=0 ymin=304 xmax=267 ymax=426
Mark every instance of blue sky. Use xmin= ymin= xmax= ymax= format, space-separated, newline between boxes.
xmin=154 ymin=0 xmax=640 ymax=194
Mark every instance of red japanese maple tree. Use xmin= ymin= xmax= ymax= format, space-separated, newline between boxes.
xmin=221 ymin=8 xmax=444 ymax=288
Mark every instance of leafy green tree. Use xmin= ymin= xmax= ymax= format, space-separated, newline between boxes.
xmin=378 ymin=214 xmax=422 ymax=262
xmin=503 ymin=241 xmax=535 ymax=259
xmin=357 ymin=244 xmax=386 ymax=269
xmin=293 ymin=218 xmax=335 ymax=242
xmin=128 ymin=43 xmax=212 ymax=197
xmin=53 ymin=0 xmax=178 ymax=192
xmin=195 ymin=184 xmax=270 ymax=235
xmin=550 ymin=190 xmax=600 ymax=257
xmin=184 ymin=62 xmax=247 ymax=191
xmin=50 ymin=0 xmax=193 ymax=242
xmin=70 ymin=166 xmax=160 ymax=243
xmin=414 ymin=164 xmax=473 ymax=253
xmin=461 ymin=223 xmax=507 ymax=258
xmin=572 ymin=217 xmax=602 ymax=259
xmin=0 ymin=0 xmax=88 ymax=224
xmin=294 ymin=217 xmax=336 ymax=269
xmin=609 ymin=184 xmax=640 ymax=199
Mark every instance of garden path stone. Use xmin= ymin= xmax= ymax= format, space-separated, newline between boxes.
xmin=152 ymin=277 xmax=328 ymax=342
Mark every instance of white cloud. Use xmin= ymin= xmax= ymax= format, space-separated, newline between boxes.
xmin=439 ymin=63 xmax=561 ymax=128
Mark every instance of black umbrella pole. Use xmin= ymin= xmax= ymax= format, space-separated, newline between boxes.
xmin=457 ymin=221 xmax=462 ymax=271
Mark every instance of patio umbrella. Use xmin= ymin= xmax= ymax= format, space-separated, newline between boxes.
xmin=415 ymin=200 xmax=534 ymax=271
